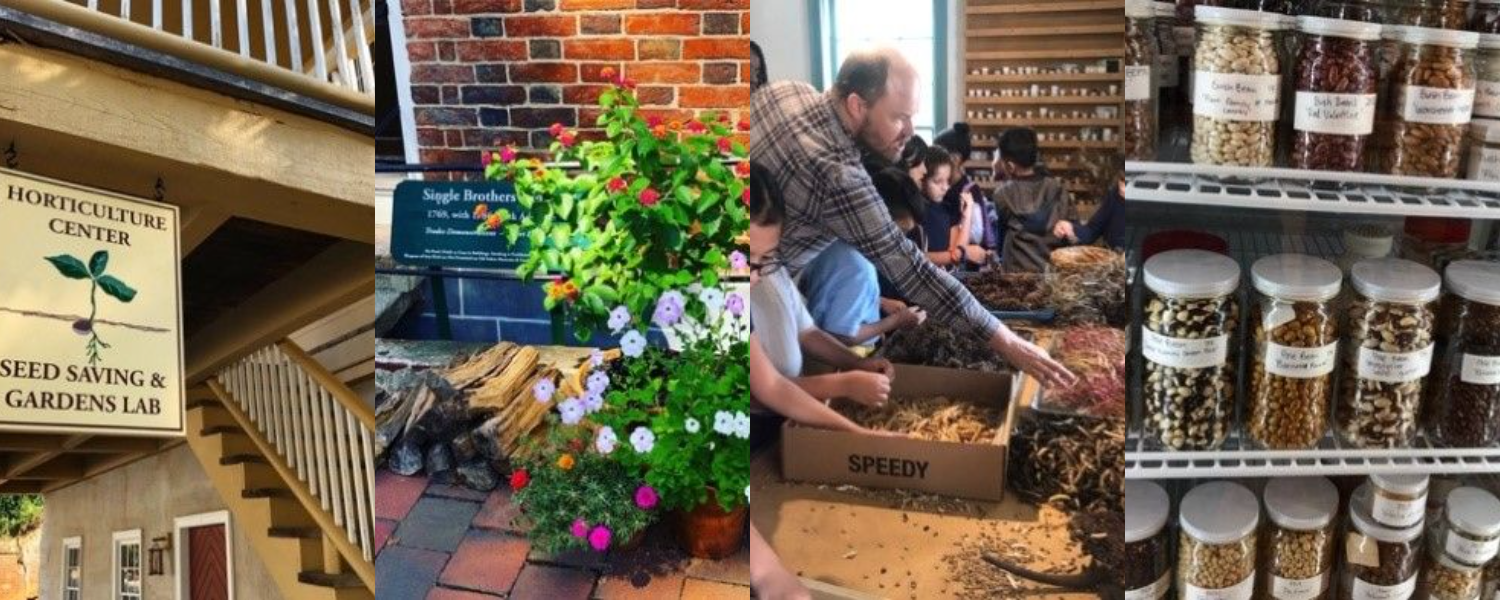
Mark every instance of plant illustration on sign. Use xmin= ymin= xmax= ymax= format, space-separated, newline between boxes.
xmin=44 ymin=250 xmax=136 ymax=365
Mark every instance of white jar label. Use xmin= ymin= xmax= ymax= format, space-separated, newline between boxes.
xmin=1158 ymin=53 xmax=1180 ymax=88
xmin=1184 ymin=572 xmax=1255 ymax=600
xmin=1294 ymin=92 xmax=1378 ymax=135
xmin=1446 ymin=532 xmax=1500 ymax=565
xmin=1194 ymin=71 xmax=1281 ymax=121
xmin=1470 ymin=146 xmax=1500 ymax=181
xmin=1461 ymin=353 xmax=1500 ymax=385
xmin=1125 ymin=571 xmax=1171 ymax=600
xmin=1372 ymin=493 xmax=1427 ymax=528
xmin=1400 ymin=86 xmax=1477 ymax=125
xmin=1475 ymin=79 xmax=1500 ymax=119
xmin=1273 ymin=572 xmax=1328 ymax=600
xmin=1126 ymin=65 xmax=1154 ymax=101
xmin=1356 ymin=344 xmax=1434 ymax=384
xmin=1351 ymin=575 xmax=1417 ymax=600
xmin=1143 ymin=329 xmax=1229 ymax=370
xmin=1267 ymin=342 xmax=1339 ymax=378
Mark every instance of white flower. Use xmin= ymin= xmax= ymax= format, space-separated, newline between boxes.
xmin=733 ymin=412 xmax=751 ymax=439
xmin=558 ymin=397 xmax=585 ymax=425
xmin=589 ymin=349 xmax=605 ymax=368
xmin=620 ymin=331 xmax=647 ymax=358
xmin=595 ymin=426 xmax=618 ymax=455
xmin=582 ymin=391 xmax=604 ymax=413
xmin=629 ymin=426 xmax=656 ymax=454
xmin=607 ymin=305 xmax=632 ymax=334
xmin=684 ymin=417 xmax=701 ymax=434
xmin=687 ymin=283 xmax=704 ymax=295
xmin=586 ymin=371 xmax=610 ymax=395
xmin=713 ymin=410 xmax=735 ymax=436
xmin=698 ymin=287 xmax=726 ymax=315
xmin=532 ymin=378 xmax=557 ymax=403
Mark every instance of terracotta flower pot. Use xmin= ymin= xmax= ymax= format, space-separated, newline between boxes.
xmin=671 ymin=488 xmax=746 ymax=559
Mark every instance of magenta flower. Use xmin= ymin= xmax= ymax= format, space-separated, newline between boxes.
xmin=639 ymin=188 xmax=661 ymax=207
xmin=728 ymin=250 xmax=748 ymax=271
xmin=588 ymin=525 xmax=612 ymax=552
xmin=717 ymin=137 xmax=733 ymax=154
xmin=571 ymin=518 xmax=589 ymax=538
xmin=499 ymin=146 xmax=517 ymax=163
xmin=634 ymin=485 xmax=659 ymax=510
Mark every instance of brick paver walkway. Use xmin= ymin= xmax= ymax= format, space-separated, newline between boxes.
xmin=375 ymin=469 xmax=750 ymax=599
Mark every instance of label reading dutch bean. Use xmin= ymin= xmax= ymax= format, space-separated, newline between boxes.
xmin=1475 ymin=79 xmax=1500 ymax=119
xmin=1294 ymin=92 xmax=1378 ymax=135
xmin=1158 ymin=53 xmax=1180 ymax=88
xmin=1183 ymin=573 xmax=1255 ymax=600
xmin=1371 ymin=493 xmax=1426 ymax=528
xmin=1470 ymin=146 xmax=1500 ymax=181
xmin=1356 ymin=344 xmax=1434 ymax=384
xmin=1351 ymin=574 xmax=1417 ymax=600
xmin=1267 ymin=342 xmax=1338 ymax=378
xmin=1125 ymin=571 xmax=1171 ymax=600
xmin=1193 ymin=71 xmax=1281 ymax=121
xmin=1272 ymin=572 xmax=1328 ymax=600
xmin=1143 ymin=329 xmax=1229 ymax=370
xmin=1461 ymin=353 xmax=1500 ymax=385
xmin=1126 ymin=66 xmax=1154 ymax=101
xmin=1400 ymin=86 xmax=1477 ymax=125
xmin=1446 ymin=531 xmax=1500 ymax=564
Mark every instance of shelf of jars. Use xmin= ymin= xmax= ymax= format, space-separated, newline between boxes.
xmin=1125 ymin=432 xmax=1500 ymax=479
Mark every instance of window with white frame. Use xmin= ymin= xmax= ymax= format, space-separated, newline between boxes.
xmin=112 ymin=530 xmax=142 ymax=600
xmin=62 ymin=537 xmax=81 ymax=600
xmin=821 ymin=0 xmax=946 ymax=142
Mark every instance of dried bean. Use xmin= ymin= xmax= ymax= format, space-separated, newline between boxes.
xmin=1427 ymin=287 xmax=1500 ymax=448
xmin=1336 ymin=296 xmax=1436 ymax=448
xmin=1192 ymin=11 xmax=1282 ymax=167
xmin=1179 ymin=531 xmax=1256 ymax=594
xmin=1291 ymin=25 xmax=1380 ymax=172
xmin=1126 ymin=4 xmax=1160 ymax=160
xmin=1261 ymin=527 xmax=1335 ymax=600
xmin=1422 ymin=557 xmax=1485 ymax=600
xmin=1377 ymin=41 xmax=1478 ymax=179
xmin=1248 ymin=300 xmax=1338 ymax=449
xmin=1143 ymin=293 xmax=1239 ymax=451
xmin=1125 ymin=533 xmax=1171 ymax=596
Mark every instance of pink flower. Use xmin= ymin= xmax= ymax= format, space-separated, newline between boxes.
xmin=549 ymin=123 xmax=565 ymax=137
xmin=729 ymin=250 xmax=748 ymax=271
xmin=647 ymin=115 xmax=664 ymax=129
xmin=558 ymin=131 xmax=577 ymax=147
xmin=634 ymin=485 xmax=659 ymax=510
xmin=607 ymin=177 xmax=627 ymax=193
xmin=481 ymin=151 xmax=493 ymax=167
xmin=620 ymin=78 xmax=637 ymax=90
xmin=571 ymin=519 xmax=589 ymax=538
xmin=588 ymin=525 xmax=612 ymax=552
xmin=717 ymin=137 xmax=733 ymax=154
xmin=734 ymin=161 xmax=750 ymax=178
xmin=741 ymin=187 xmax=750 ymax=206
xmin=737 ymin=119 xmax=750 ymax=132
xmin=639 ymin=188 xmax=660 ymax=207
xmin=686 ymin=120 xmax=706 ymax=133
xmin=499 ymin=146 xmax=517 ymax=163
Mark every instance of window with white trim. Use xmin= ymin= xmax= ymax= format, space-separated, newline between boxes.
xmin=62 ymin=537 xmax=81 ymax=600
xmin=821 ymin=0 xmax=946 ymax=142
xmin=112 ymin=529 xmax=142 ymax=600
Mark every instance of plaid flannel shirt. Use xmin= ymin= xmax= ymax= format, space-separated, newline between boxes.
xmin=749 ymin=81 xmax=1001 ymax=338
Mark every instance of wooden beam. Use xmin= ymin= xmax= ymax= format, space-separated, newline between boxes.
xmin=0 ymin=435 xmax=90 ymax=484
xmin=9 ymin=456 xmax=86 ymax=480
xmin=73 ymin=437 xmax=167 ymax=454
xmin=0 ymin=434 xmax=67 ymax=452
xmin=0 ymin=481 xmax=46 ymax=494
xmin=181 ymin=206 xmax=233 ymax=255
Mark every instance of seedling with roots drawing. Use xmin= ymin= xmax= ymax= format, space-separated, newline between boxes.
xmin=44 ymin=250 xmax=137 ymax=365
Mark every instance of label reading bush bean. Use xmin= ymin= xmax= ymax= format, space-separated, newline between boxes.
xmin=1470 ymin=146 xmax=1500 ymax=181
xmin=1183 ymin=573 xmax=1255 ymax=600
xmin=1461 ymin=353 xmax=1500 ymax=385
xmin=1125 ymin=571 xmax=1171 ymax=600
xmin=1143 ymin=329 xmax=1229 ymax=369
xmin=1294 ymin=92 xmax=1378 ymax=135
xmin=1194 ymin=72 xmax=1281 ymax=121
xmin=1446 ymin=532 xmax=1500 ymax=565
xmin=1273 ymin=573 xmax=1328 ymax=600
xmin=1475 ymin=80 xmax=1500 ymax=119
xmin=1372 ymin=494 xmax=1426 ymax=528
xmin=1351 ymin=575 xmax=1417 ymax=600
xmin=1267 ymin=341 xmax=1339 ymax=378
xmin=1126 ymin=66 xmax=1154 ymax=101
xmin=1401 ymin=86 xmax=1477 ymax=125
xmin=1356 ymin=344 xmax=1434 ymax=383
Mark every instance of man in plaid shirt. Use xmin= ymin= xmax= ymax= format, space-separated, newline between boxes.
xmin=749 ymin=47 xmax=1077 ymax=390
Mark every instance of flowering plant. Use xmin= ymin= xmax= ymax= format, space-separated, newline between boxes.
xmin=509 ymin=426 xmax=656 ymax=554
xmin=482 ymin=67 xmax=751 ymax=341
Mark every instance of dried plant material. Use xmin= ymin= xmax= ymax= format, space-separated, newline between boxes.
xmin=1008 ymin=412 xmax=1124 ymax=515
xmin=843 ymin=396 xmax=1004 ymax=443
xmin=1041 ymin=326 xmax=1127 ymax=420
xmin=1050 ymin=246 xmax=1118 ymax=270
xmin=443 ymin=342 xmax=520 ymax=391
xmin=964 ymin=270 xmax=1051 ymax=312
xmin=1051 ymin=252 xmax=1128 ymax=327
xmin=882 ymin=322 xmax=1011 ymax=373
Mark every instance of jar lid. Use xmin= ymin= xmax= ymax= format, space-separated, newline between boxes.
xmin=1435 ymin=551 xmax=1485 ymax=572
xmin=1400 ymin=26 xmax=1480 ymax=50
xmin=1382 ymin=25 xmax=1411 ymax=41
xmin=1297 ymin=16 xmax=1381 ymax=41
xmin=1126 ymin=480 xmax=1171 ymax=543
xmin=1371 ymin=472 xmax=1431 ymax=496
xmin=1252 ymin=254 xmax=1343 ymax=302
xmin=1445 ymin=261 xmax=1500 ymax=306
xmin=1145 ymin=250 xmax=1241 ymax=299
xmin=1343 ymin=224 xmax=1394 ymax=260
xmin=1474 ymin=119 xmax=1500 ymax=144
xmin=1264 ymin=477 xmax=1339 ymax=531
xmin=1194 ymin=5 xmax=1287 ymax=30
xmin=1127 ymin=0 xmax=1155 ymax=18
xmin=1482 ymin=33 xmax=1500 ymax=51
xmin=1179 ymin=481 xmax=1260 ymax=545
xmin=1350 ymin=484 xmax=1425 ymax=543
xmin=1155 ymin=1 xmax=1176 ymax=18
xmin=1446 ymin=487 xmax=1500 ymax=538
xmin=1351 ymin=258 xmax=1440 ymax=304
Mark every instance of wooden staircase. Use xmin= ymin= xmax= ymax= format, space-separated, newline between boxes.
xmin=183 ymin=340 xmax=376 ymax=600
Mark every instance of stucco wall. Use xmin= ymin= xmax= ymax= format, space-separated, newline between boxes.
xmin=37 ymin=445 xmax=282 ymax=600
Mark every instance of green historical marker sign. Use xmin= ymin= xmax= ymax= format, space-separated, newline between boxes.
xmin=391 ymin=181 xmax=527 ymax=269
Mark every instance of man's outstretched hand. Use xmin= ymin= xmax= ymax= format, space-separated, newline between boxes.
xmin=989 ymin=328 xmax=1078 ymax=390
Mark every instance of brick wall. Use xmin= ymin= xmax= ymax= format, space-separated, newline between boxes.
xmin=400 ymin=0 xmax=751 ymax=165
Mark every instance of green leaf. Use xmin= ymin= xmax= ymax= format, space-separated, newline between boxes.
xmin=88 ymin=251 xmax=108 ymax=277
xmin=44 ymin=255 xmax=90 ymax=280
xmin=586 ymin=284 xmax=619 ymax=304
xmin=97 ymin=275 xmax=136 ymax=303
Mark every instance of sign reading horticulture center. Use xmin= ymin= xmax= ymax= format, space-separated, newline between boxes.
xmin=392 ymin=181 xmax=528 ymax=269
xmin=0 ymin=168 xmax=184 ymax=437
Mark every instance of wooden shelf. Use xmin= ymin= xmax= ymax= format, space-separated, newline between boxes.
xmin=965 ymin=73 xmax=1121 ymax=83
xmin=967 ymin=23 xmax=1125 ymax=38
xmin=966 ymin=96 xmax=1122 ymax=106
xmin=975 ymin=139 xmax=1121 ymax=149
xmin=966 ymin=1 xmax=1124 ymax=15
xmin=967 ymin=48 xmax=1124 ymax=61
xmin=964 ymin=160 xmax=1092 ymax=171
xmin=968 ymin=118 xmax=1121 ymax=127
xmin=974 ymin=180 xmax=1098 ymax=194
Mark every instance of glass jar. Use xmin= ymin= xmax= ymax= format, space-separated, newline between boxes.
xmin=1426 ymin=261 xmax=1500 ymax=447
xmin=1191 ymin=7 xmax=1286 ymax=166
xmin=1289 ymin=17 xmax=1383 ymax=171
xmin=1439 ymin=0 xmax=1475 ymax=29
xmin=1371 ymin=473 xmax=1431 ymax=528
xmin=1483 ymin=558 xmax=1500 ymax=600
xmin=1126 ymin=480 xmax=1173 ymax=599
xmin=1247 ymin=255 xmax=1343 ymax=450
xmin=1314 ymin=0 xmax=1384 ymax=22
xmin=1422 ymin=551 xmax=1486 ymax=600
xmin=1142 ymin=250 xmax=1241 ymax=451
xmin=1340 ymin=484 xmax=1424 ymax=600
xmin=1475 ymin=35 xmax=1500 ymax=122
xmin=1476 ymin=0 xmax=1500 ymax=34
xmin=1128 ymin=0 xmax=1162 ymax=160
xmin=1377 ymin=27 xmax=1481 ymax=178
xmin=1261 ymin=477 xmax=1340 ymax=600
xmin=1470 ymin=119 xmax=1500 ymax=179
xmin=1434 ymin=487 xmax=1500 ymax=568
xmin=1369 ymin=25 xmax=1414 ymax=170
xmin=1179 ymin=481 xmax=1259 ymax=599
xmin=1386 ymin=0 xmax=1447 ymax=26
xmin=1336 ymin=258 xmax=1440 ymax=449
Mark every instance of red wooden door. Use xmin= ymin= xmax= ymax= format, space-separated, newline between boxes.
xmin=187 ymin=525 xmax=228 ymax=600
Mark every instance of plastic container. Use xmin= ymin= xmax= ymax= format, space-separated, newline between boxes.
xmin=1290 ymin=17 xmax=1384 ymax=171
xmin=1247 ymin=255 xmax=1343 ymax=450
xmin=1142 ymin=250 xmax=1242 ymax=451
xmin=1336 ymin=258 xmax=1440 ymax=449
xmin=1178 ymin=481 xmax=1259 ymax=599
xmin=1338 ymin=224 xmax=1397 ymax=275
xmin=1385 ymin=0 xmax=1447 ymax=27
xmin=1475 ymin=0 xmax=1500 ymax=34
xmin=1470 ymin=119 xmax=1500 ymax=179
xmin=1340 ymin=484 xmax=1424 ymax=600
xmin=1421 ymin=551 xmax=1486 ymax=600
xmin=1260 ymin=477 xmax=1340 ymax=600
xmin=1474 ymin=34 xmax=1500 ymax=122
xmin=1377 ymin=27 xmax=1481 ymax=178
xmin=1191 ymin=6 xmax=1286 ymax=166
xmin=1427 ymin=261 xmax=1500 ymax=447
xmin=1313 ymin=0 xmax=1384 ymax=21
xmin=1434 ymin=487 xmax=1500 ymax=567
xmin=1371 ymin=473 xmax=1431 ymax=528
xmin=1126 ymin=480 xmax=1173 ymax=599
xmin=1127 ymin=0 xmax=1162 ymax=161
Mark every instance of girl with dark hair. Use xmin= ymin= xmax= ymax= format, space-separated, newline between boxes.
xmin=750 ymin=41 xmax=769 ymax=92
xmin=934 ymin=122 xmax=996 ymax=268
xmin=918 ymin=146 xmax=969 ymax=267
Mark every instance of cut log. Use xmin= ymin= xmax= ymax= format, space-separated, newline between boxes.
xmin=443 ymin=342 xmax=519 ymax=391
xmin=466 ymin=346 xmax=540 ymax=417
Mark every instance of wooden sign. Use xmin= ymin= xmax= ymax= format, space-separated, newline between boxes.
xmin=390 ymin=181 xmax=528 ymax=270
xmin=0 ymin=168 xmax=184 ymax=437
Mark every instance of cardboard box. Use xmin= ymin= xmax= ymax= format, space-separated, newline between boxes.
xmin=781 ymin=364 xmax=1034 ymax=501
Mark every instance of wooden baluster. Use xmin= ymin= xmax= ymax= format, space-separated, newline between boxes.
xmin=322 ymin=389 xmax=346 ymax=528
xmin=348 ymin=0 xmax=374 ymax=93
xmin=358 ymin=425 xmax=376 ymax=561
xmin=282 ymin=0 xmax=303 ymax=77
xmin=304 ymin=0 xmax=328 ymax=83
xmin=260 ymin=0 xmax=277 ymax=66
xmin=236 ymin=0 xmax=250 ymax=57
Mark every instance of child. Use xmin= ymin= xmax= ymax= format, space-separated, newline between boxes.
xmin=934 ymin=123 xmax=996 ymax=268
xmin=868 ymin=165 xmax=931 ymax=318
xmin=1055 ymin=173 xmax=1128 ymax=251
xmin=918 ymin=146 xmax=964 ymax=268
xmin=992 ymin=128 xmax=1073 ymax=273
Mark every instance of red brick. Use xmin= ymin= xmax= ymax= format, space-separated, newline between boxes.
xmin=445 ymin=129 xmax=464 ymax=146
xmin=509 ymin=564 xmax=596 ymax=600
xmin=638 ymin=0 xmax=674 ymax=7
xmin=407 ymin=41 xmax=437 ymax=62
xmin=678 ymin=0 xmax=745 ymax=8
xmin=504 ymin=14 xmax=577 ymax=36
xmin=411 ymin=64 xmax=475 ymax=84
xmin=510 ymin=62 xmax=578 ymax=83
xmin=417 ymin=128 xmax=445 ymax=147
xmin=427 ymin=588 xmax=497 ymax=600
xmin=452 ymin=0 xmax=522 ymax=13
xmin=563 ymin=85 xmax=608 ymax=104
xmin=624 ymin=13 xmax=698 ymax=35
xmin=404 ymin=17 xmax=469 ymax=39
xmin=420 ymin=148 xmax=480 ymax=164
xmin=740 ymin=60 xmax=751 ymax=83
xmin=627 ymin=62 xmax=700 ymax=84
xmin=683 ymin=37 xmax=748 ymax=59
xmin=703 ymin=62 xmax=737 ymax=84
xmin=636 ymin=108 xmax=697 ymax=124
xmin=579 ymin=107 xmax=606 ymax=126
xmin=455 ymin=39 xmax=527 ymax=62
xmin=438 ymin=530 xmax=529 ymax=595
xmin=636 ymin=86 xmax=675 ymax=106
xmin=741 ymin=11 xmax=749 ymax=33
xmin=579 ymin=13 xmax=621 ymax=33
xmin=402 ymin=0 xmax=432 ymax=15
xmin=637 ymin=39 xmax=680 ymax=60
xmin=376 ymin=471 xmax=430 ymax=519
xmin=563 ymin=38 xmax=635 ymax=60
xmin=437 ymin=41 xmax=456 ymax=61
xmin=579 ymin=62 xmax=624 ymax=82
xmin=680 ymin=85 xmax=748 ymax=108
xmin=511 ymin=107 xmax=578 ymax=128
xmin=432 ymin=0 xmax=452 ymax=12
xmin=375 ymin=519 xmax=397 ymax=554
xmin=559 ymin=0 xmax=633 ymax=9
